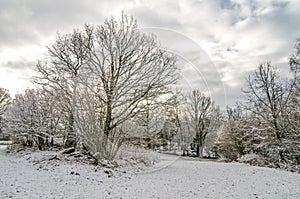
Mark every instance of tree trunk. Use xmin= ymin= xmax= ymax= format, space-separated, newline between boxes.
xmin=65 ymin=78 xmax=78 ymax=148
xmin=0 ymin=116 xmax=2 ymax=134
xmin=65 ymin=112 xmax=77 ymax=147
xmin=199 ymin=145 xmax=203 ymax=158
xmin=103 ymin=94 xmax=113 ymax=156
xmin=197 ymin=135 xmax=204 ymax=158
xmin=102 ymin=128 xmax=110 ymax=154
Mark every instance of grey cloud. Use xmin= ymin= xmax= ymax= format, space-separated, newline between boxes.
xmin=1 ymin=59 xmax=35 ymax=71
xmin=0 ymin=0 xmax=105 ymax=48
xmin=28 ymin=0 xmax=105 ymax=30
xmin=128 ymin=6 xmax=181 ymax=28
xmin=0 ymin=1 xmax=41 ymax=47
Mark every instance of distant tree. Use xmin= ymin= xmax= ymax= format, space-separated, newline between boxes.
xmin=0 ymin=88 xmax=11 ymax=114
xmin=186 ymin=90 xmax=214 ymax=157
xmin=289 ymin=38 xmax=300 ymax=76
xmin=135 ymin=96 xmax=166 ymax=140
xmin=217 ymin=118 xmax=250 ymax=161
xmin=160 ymin=94 xmax=182 ymax=150
xmin=180 ymin=108 xmax=195 ymax=154
xmin=204 ymin=104 xmax=224 ymax=155
xmin=164 ymin=92 xmax=189 ymax=151
xmin=217 ymin=105 xmax=245 ymax=160
xmin=226 ymin=105 xmax=242 ymax=120
xmin=0 ymin=88 xmax=11 ymax=135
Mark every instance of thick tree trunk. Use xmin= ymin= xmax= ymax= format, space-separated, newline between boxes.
xmin=65 ymin=78 xmax=78 ymax=148
xmin=102 ymin=94 xmax=113 ymax=156
xmin=197 ymin=143 xmax=204 ymax=158
xmin=196 ymin=144 xmax=200 ymax=157
xmin=65 ymin=112 xmax=77 ymax=147
xmin=0 ymin=116 xmax=2 ymax=134
xmin=199 ymin=145 xmax=203 ymax=158
xmin=195 ymin=130 xmax=204 ymax=158
xmin=102 ymin=126 xmax=110 ymax=153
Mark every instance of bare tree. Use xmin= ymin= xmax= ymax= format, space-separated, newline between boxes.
xmin=186 ymin=90 xmax=213 ymax=157
xmin=241 ymin=62 xmax=300 ymax=165
xmin=204 ymin=104 xmax=224 ymax=156
xmin=242 ymin=62 xmax=291 ymax=143
xmin=287 ymin=38 xmax=300 ymax=133
xmin=289 ymin=38 xmax=300 ymax=76
xmin=33 ymin=13 xmax=178 ymax=159
xmin=0 ymin=88 xmax=11 ymax=135
xmin=135 ymin=97 xmax=166 ymax=138
xmin=34 ymin=26 xmax=93 ymax=147
xmin=0 ymin=88 xmax=11 ymax=116
xmin=286 ymin=39 xmax=300 ymax=165
xmin=217 ymin=42 xmax=300 ymax=168
xmin=163 ymin=93 xmax=183 ymax=150
xmin=226 ymin=105 xmax=242 ymax=120
xmin=62 ymin=13 xmax=178 ymax=159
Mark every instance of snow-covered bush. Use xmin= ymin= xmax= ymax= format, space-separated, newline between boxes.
xmin=117 ymin=145 xmax=159 ymax=168
xmin=216 ymin=118 xmax=252 ymax=161
xmin=238 ymin=153 xmax=268 ymax=167
xmin=4 ymin=88 xmax=64 ymax=150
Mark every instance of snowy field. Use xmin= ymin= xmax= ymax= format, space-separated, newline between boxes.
xmin=0 ymin=146 xmax=300 ymax=199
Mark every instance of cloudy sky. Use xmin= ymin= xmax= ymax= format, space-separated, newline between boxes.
xmin=0 ymin=0 xmax=299 ymax=107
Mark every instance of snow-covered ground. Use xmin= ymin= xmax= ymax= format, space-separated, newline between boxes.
xmin=0 ymin=146 xmax=299 ymax=199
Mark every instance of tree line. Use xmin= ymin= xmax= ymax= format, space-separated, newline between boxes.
xmin=0 ymin=13 xmax=299 ymax=170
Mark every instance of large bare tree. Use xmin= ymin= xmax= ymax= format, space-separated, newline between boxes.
xmin=34 ymin=13 xmax=178 ymax=159
xmin=58 ymin=13 xmax=178 ymax=159
xmin=82 ymin=13 xmax=177 ymax=158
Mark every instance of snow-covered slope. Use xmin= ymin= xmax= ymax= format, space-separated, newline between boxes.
xmin=0 ymin=149 xmax=299 ymax=198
